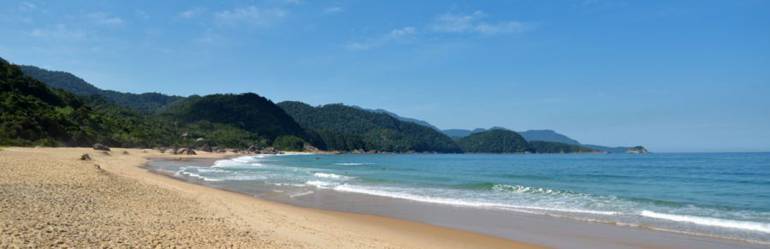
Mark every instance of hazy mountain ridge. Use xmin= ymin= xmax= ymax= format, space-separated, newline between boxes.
xmin=444 ymin=128 xmax=646 ymax=153
xmin=19 ymin=65 xmax=184 ymax=113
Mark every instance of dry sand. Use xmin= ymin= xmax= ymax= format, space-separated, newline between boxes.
xmin=0 ymin=147 xmax=543 ymax=249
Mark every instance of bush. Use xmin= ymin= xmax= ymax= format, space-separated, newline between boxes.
xmin=272 ymin=135 xmax=305 ymax=151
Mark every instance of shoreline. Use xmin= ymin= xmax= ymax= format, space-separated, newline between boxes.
xmin=0 ymin=147 xmax=541 ymax=249
xmin=148 ymin=154 xmax=769 ymax=249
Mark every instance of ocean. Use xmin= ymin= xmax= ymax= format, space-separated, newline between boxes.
xmin=150 ymin=152 xmax=770 ymax=246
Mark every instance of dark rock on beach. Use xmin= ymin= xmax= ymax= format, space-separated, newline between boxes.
xmin=93 ymin=143 xmax=111 ymax=151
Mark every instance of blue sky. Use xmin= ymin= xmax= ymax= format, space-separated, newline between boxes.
xmin=1 ymin=0 xmax=768 ymax=152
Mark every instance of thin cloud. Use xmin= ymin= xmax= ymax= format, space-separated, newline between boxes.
xmin=430 ymin=11 xmax=531 ymax=35
xmin=86 ymin=12 xmax=125 ymax=26
xmin=28 ymin=24 xmax=87 ymax=41
xmin=178 ymin=8 xmax=206 ymax=19
xmin=214 ymin=6 xmax=287 ymax=27
xmin=323 ymin=6 xmax=344 ymax=14
xmin=346 ymin=10 xmax=532 ymax=51
xmin=346 ymin=26 xmax=417 ymax=51
xmin=18 ymin=2 xmax=37 ymax=11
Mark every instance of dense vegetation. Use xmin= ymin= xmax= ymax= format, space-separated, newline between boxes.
xmin=456 ymin=129 xmax=532 ymax=153
xmin=0 ymin=58 xmax=177 ymax=146
xmin=5 ymin=58 xmax=645 ymax=153
xmin=2 ymin=58 xmax=318 ymax=149
xmin=161 ymin=94 xmax=311 ymax=141
xmin=278 ymin=101 xmax=461 ymax=153
xmin=19 ymin=65 xmax=183 ymax=113
xmin=528 ymin=141 xmax=595 ymax=153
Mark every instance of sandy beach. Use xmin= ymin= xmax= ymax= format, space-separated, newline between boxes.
xmin=0 ymin=147 xmax=541 ymax=248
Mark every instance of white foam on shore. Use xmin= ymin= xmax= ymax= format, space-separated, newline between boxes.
xmin=332 ymin=184 xmax=618 ymax=216
xmin=335 ymin=162 xmax=373 ymax=166
xmin=177 ymin=171 xmax=224 ymax=182
xmin=289 ymin=191 xmax=315 ymax=198
xmin=313 ymin=172 xmax=353 ymax=180
xmin=212 ymin=156 xmax=266 ymax=168
xmin=641 ymin=210 xmax=770 ymax=234
xmin=305 ymin=180 xmax=337 ymax=189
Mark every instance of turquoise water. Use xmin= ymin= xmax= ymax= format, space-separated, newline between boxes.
xmin=168 ymin=153 xmax=770 ymax=244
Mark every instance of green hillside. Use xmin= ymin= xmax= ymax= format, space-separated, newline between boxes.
xmin=278 ymin=101 xmax=461 ymax=153
xmin=456 ymin=129 xmax=531 ymax=153
xmin=0 ymin=58 xmax=176 ymax=147
xmin=161 ymin=94 xmax=315 ymax=147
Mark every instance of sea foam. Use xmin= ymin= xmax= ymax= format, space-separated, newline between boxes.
xmin=333 ymin=184 xmax=618 ymax=216
xmin=334 ymin=162 xmax=373 ymax=166
xmin=212 ymin=156 xmax=264 ymax=168
xmin=313 ymin=172 xmax=353 ymax=180
xmin=641 ymin=210 xmax=770 ymax=234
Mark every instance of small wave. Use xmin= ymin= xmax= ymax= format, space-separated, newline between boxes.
xmin=492 ymin=184 xmax=567 ymax=195
xmin=289 ymin=191 xmax=315 ymax=198
xmin=640 ymin=210 xmax=770 ymax=234
xmin=306 ymin=180 xmax=337 ymax=189
xmin=334 ymin=162 xmax=373 ymax=166
xmin=273 ymin=183 xmax=307 ymax=187
xmin=334 ymin=184 xmax=618 ymax=216
xmin=177 ymin=171 xmax=224 ymax=182
xmin=212 ymin=156 xmax=264 ymax=168
xmin=221 ymin=175 xmax=266 ymax=181
xmin=313 ymin=172 xmax=353 ymax=180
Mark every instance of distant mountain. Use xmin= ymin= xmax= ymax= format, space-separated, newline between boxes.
xmin=529 ymin=141 xmax=596 ymax=153
xmin=456 ymin=129 xmax=531 ymax=153
xmin=442 ymin=128 xmax=487 ymax=138
xmin=369 ymin=108 xmax=440 ymax=131
xmin=585 ymin=144 xmax=649 ymax=154
xmin=19 ymin=65 xmax=183 ymax=113
xmin=455 ymin=129 xmax=596 ymax=154
xmin=278 ymin=101 xmax=461 ymax=153
xmin=519 ymin=129 xmax=581 ymax=145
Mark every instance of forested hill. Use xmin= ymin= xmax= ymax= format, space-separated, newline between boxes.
xmin=456 ymin=129 xmax=597 ymax=154
xmin=456 ymin=129 xmax=531 ymax=153
xmin=2 ymin=57 xmax=320 ymax=149
xmin=160 ymin=94 xmax=313 ymax=145
xmin=0 ymin=57 xmax=177 ymax=146
xmin=278 ymin=101 xmax=462 ymax=153
xmin=19 ymin=65 xmax=183 ymax=113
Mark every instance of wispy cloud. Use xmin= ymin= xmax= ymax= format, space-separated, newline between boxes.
xmin=135 ymin=10 xmax=150 ymax=20
xmin=214 ymin=6 xmax=287 ymax=27
xmin=323 ymin=6 xmax=344 ymax=14
xmin=86 ymin=12 xmax=125 ymax=27
xmin=430 ymin=11 xmax=531 ymax=35
xmin=28 ymin=24 xmax=87 ymax=41
xmin=283 ymin=0 xmax=302 ymax=5
xmin=346 ymin=26 xmax=417 ymax=51
xmin=346 ymin=10 xmax=532 ymax=51
xmin=178 ymin=8 xmax=206 ymax=19
xmin=18 ymin=1 xmax=37 ymax=11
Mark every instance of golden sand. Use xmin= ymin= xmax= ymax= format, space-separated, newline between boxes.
xmin=0 ymin=147 xmax=543 ymax=248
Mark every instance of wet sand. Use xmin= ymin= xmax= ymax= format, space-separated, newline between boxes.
xmin=0 ymin=147 xmax=540 ymax=249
